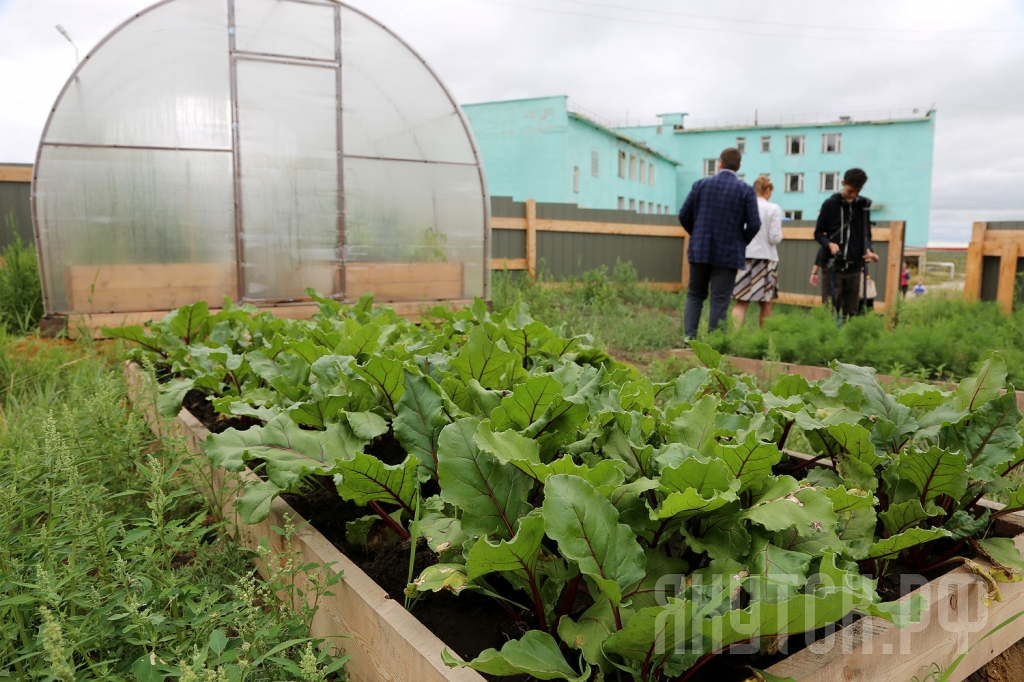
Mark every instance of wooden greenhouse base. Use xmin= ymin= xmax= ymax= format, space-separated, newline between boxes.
xmin=125 ymin=362 xmax=1024 ymax=682
xmin=45 ymin=297 xmax=477 ymax=340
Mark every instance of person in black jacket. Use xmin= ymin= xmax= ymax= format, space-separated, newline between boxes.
xmin=809 ymin=245 xmax=832 ymax=304
xmin=813 ymin=168 xmax=879 ymax=318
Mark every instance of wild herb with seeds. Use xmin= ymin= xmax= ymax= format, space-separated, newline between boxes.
xmin=0 ymin=334 xmax=348 ymax=680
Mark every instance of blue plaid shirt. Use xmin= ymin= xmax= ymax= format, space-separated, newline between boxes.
xmin=678 ymin=170 xmax=761 ymax=270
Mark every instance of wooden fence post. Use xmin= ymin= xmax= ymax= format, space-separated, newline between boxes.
xmin=964 ymin=221 xmax=987 ymax=302
xmin=997 ymin=241 xmax=1019 ymax=314
xmin=525 ymin=199 xmax=537 ymax=280
xmin=681 ymin=233 xmax=690 ymax=291
xmin=885 ymin=221 xmax=904 ymax=307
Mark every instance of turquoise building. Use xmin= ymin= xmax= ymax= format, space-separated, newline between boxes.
xmin=462 ymin=96 xmax=680 ymax=216
xmin=620 ymin=111 xmax=936 ymax=247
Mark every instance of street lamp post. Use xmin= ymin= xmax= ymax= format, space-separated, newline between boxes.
xmin=55 ymin=24 xmax=78 ymax=65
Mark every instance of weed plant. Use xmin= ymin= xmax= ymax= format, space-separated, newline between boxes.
xmin=0 ymin=336 xmax=347 ymax=680
xmin=711 ymin=291 xmax=1024 ymax=384
xmin=492 ymin=260 xmax=684 ymax=354
xmin=0 ymin=232 xmax=44 ymax=335
xmin=495 ymin=263 xmax=1024 ymax=384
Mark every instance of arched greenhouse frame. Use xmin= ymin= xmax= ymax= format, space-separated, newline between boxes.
xmin=33 ymin=0 xmax=490 ymax=330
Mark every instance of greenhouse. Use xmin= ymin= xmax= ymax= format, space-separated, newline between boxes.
xmin=32 ymin=0 xmax=489 ymax=329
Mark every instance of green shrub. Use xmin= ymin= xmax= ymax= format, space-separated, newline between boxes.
xmin=492 ymin=260 xmax=684 ymax=353
xmin=712 ymin=292 xmax=1024 ymax=384
xmin=0 ymin=231 xmax=44 ymax=335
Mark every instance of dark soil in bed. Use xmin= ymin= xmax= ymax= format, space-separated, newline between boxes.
xmin=182 ymin=390 xmax=260 ymax=433
xmin=279 ymin=476 xmax=529 ymax=682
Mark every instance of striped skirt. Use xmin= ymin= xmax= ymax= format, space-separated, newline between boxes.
xmin=732 ymin=258 xmax=779 ymax=302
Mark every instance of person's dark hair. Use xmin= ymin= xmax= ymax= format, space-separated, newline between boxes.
xmin=719 ymin=148 xmax=742 ymax=171
xmin=843 ymin=168 xmax=868 ymax=189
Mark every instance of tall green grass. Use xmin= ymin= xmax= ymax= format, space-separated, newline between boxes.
xmin=709 ymin=292 xmax=1024 ymax=384
xmin=494 ymin=263 xmax=1024 ymax=383
xmin=492 ymin=260 xmax=685 ymax=353
xmin=0 ymin=232 xmax=44 ymax=335
xmin=0 ymin=337 xmax=346 ymax=680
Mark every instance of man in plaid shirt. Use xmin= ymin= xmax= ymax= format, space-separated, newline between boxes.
xmin=678 ymin=148 xmax=761 ymax=340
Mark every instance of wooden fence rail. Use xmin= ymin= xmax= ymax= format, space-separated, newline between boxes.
xmin=491 ymin=198 xmax=906 ymax=309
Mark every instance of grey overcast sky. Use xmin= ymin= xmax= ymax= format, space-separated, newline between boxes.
xmin=3 ymin=0 xmax=1024 ymax=245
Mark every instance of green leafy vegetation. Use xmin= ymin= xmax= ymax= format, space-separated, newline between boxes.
xmin=0 ymin=231 xmax=44 ymax=335
xmin=0 ymin=333 xmax=347 ymax=680
xmin=492 ymin=261 xmax=685 ymax=354
xmin=711 ymin=293 xmax=1024 ymax=385
xmin=112 ymin=292 xmax=1024 ymax=681
xmin=494 ymin=264 xmax=1024 ymax=384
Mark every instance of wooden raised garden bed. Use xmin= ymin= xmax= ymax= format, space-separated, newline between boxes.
xmin=124 ymin=361 xmax=484 ymax=682
xmin=669 ymin=348 xmax=1024 ymax=413
xmin=767 ymin=451 xmax=1024 ymax=682
xmin=125 ymin=360 xmax=1024 ymax=682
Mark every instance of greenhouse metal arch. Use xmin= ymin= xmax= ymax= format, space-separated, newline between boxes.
xmin=33 ymin=0 xmax=490 ymax=325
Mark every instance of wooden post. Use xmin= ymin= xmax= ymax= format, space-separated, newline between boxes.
xmin=681 ymin=233 xmax=690 ymax=291
xmin=997 ymin=241 xmax=1019 ymax=314
xmin=525 ymin=198 xmax=537 ymax=280
xmin=884 ymin=221 xmax=904 ymax=307
xmin=964 ymin=221 xmax=987 ymax=302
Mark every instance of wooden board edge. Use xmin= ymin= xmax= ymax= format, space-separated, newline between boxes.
xmin=765 ymin=531 xmax=1024 ymax=682
xmin=490 ymin=258 xmax=529 ymax=271
xmin=0 ymin=165 xmax=33 ymax=182
xmin=777 ymin=292 xmax=825 ymax=308
xmin=122 ymin=363 xmax=486 ymax=682
xmin=539 ymin=281 xmax=684 ymax=291
xmin=665 ymin=349 xmax=1024 ymax=413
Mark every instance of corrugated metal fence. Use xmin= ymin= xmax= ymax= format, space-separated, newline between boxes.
xmin=490 ymin=196 xmax=905 ymax=307
xmin=0 ymin=165 xmax=34 ymax=250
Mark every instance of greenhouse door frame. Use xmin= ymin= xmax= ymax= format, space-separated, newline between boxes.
xmin=227 ymin=0 xmax=346 ymax=304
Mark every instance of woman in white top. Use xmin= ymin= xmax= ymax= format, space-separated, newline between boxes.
xmin=731 ymin=175 xmax=784 ymax=328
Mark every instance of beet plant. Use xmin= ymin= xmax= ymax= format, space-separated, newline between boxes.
xmin=112 ymin=293 xmax=1024 ymax=681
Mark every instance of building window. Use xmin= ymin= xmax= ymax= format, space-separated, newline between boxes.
xmin=639 ymin=160 xmax=646 ymax=184
xmin=629 ymin=155 xmax=637 ymax=180
xmin=573 ymin=166 xmax=580 ymax=193
xmin=738 ymin=174 xmax=746 ymax=182
xmin=761 ymin=136 xmax=771 ymax=152
xmin=736 ymin=137 xmax=746 ymax=154
xmin=618 ymin=151 xmax=626 ymax=178
xmin=820 ymin=172 xmax=840 ymax=192
xmin=784 ymin=210 xmax=804 ymax=220
xmin=618 ymin=196 xmax=625 ymax=210
xmin=591 ymin=151 xmax=599 ymax=177
xmin=702 ymin=158 xmax=717 ymax=177
xmin=822 ymin=133 xmax=841 ymax=153
xmin=629 ymin=198 xmax=636 ymax=211
xmin=786 ymin=135 xmax=805 ymax=155
xmin=785 ymin=173 xmax=804 ymax=192
xmin=639 ymin=201 xmax=646 ymax=213
xmin=649 ymin=165 xmax=655 ymax=186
